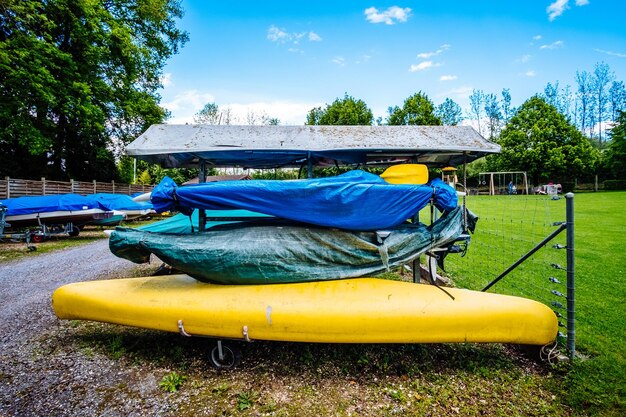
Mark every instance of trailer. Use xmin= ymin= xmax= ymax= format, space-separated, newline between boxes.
xmin=0 ymin=205 xmax=36 ymax=251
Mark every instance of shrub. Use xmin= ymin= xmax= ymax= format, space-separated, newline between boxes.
xmin=603 ymin=180 xmax=626 ymax=190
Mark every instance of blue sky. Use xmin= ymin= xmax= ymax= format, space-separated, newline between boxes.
xmin=159 ymin=1 xmax=626 ymax=125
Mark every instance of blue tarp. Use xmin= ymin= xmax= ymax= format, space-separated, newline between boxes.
xmin=84 ymin=193 xmax=153 ymax=211
xmin=0 ymin=194 xmax=106 ymax=215
xmin=151 ymin=170 xmax=458 ymax=231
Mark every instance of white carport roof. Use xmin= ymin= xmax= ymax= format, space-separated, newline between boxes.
xmin=126 ymin=124 xmax=500 ymax=169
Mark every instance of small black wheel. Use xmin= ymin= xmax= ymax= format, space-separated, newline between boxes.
xmin=68 ymin=226 xmax=80 ymax=237
xmin=209 ymin=342 xmax=241 ymax=369
xmin=27 ymin=245 xmax=37 ymax=252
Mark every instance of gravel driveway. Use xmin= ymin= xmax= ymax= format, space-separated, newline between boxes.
xmin=0 ymin=240 xmax=178 ymax=417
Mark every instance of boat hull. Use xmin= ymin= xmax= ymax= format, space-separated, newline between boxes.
xmin=52 ymin=275 xmax=557 ymax=345
xmin=5 ymin=209 xmax=112 ymax=227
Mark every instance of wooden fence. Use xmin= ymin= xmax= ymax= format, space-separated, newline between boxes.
xmin=0 ymin=177 xmax=153 ymax=200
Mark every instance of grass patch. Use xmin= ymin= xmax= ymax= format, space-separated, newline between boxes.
xmin=446 ymin=192 xmax=626 ymax=416
xmin=0 ymin=227 xmax=105 ymax=263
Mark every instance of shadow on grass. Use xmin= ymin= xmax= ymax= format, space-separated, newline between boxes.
xmin=68 ymin=322 xmax=543 ymax=380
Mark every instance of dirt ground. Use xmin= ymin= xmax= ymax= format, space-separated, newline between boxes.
xmin=0 ymin=239 xmax=178 ymax=416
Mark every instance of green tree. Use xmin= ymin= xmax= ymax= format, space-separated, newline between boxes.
xmin=491 ymin=96 xmax=599 ymax=185
xmin=387 ymin=92 xmax=442 ymax=125
xmin=468 ymin=89 xmax=484 ymax=135
xmin=484 ymin=93 xmax=502 ymax=139
xmin=0 ymin=0 xmax=188 ymax=181
xmin=194 ymin=102 xmax=223 ymax=125
xmin=501 ymin=88 xmax=514 ymax=124
xmin=436 ymin=98 xmax=463 ymax=126
xmin=603 ymin=111 xmax=626 ymax=179
xmin=306 ymin=94 xmax=373 ymax=125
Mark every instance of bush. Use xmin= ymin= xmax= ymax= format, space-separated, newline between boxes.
xmin=603 ymin=180 xmax=626 ymax=190
xmin=561 ymin=181 xmax=576 ymax=193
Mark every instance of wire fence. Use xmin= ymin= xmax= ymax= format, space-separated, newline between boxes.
xmin=444 ymin=193 xmax=575 ymax=356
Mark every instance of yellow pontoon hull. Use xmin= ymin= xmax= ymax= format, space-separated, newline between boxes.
xmin=52 ymin=275 xmax=557 ymax=345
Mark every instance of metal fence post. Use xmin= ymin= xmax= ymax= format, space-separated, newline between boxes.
xmin=566 ymin=193 xmax=575 ymax=359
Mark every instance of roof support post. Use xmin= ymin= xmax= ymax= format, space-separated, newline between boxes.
xmin=307 ymin=152 xmax=313 ymax=179
xmin=198 ymin=159 xmax=207 ymax=231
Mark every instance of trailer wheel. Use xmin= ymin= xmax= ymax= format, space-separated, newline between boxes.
xmin=209 ymin=342 xmax=241 ymax=369
xmin=68 ymin=227 xmax=80 ymax=237
xmin=31 ymin=234 xmax=44 ymax=243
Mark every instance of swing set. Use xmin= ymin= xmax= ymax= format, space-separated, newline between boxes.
xmin=478 ymin=171 xmax=529 ymax=195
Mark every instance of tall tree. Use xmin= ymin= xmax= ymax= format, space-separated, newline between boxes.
xmin=543 ymin=81 xmax=574 ymax=119
xmin=576 ymin=70 xmax=592 ymax=136
xmin=483 ymin=93 xmax=501 ymax=140
xmin=493 ymin=96 xmax=598 ymax=185
xmin=0 ymin=0 xmax=188 ymax=181
xmin=543 ymin=81 xmax=560 ymax=110
xmin=603 ymin=111 xmax=626 ymax=178
xmin=608 ymin=81 xmax=626 ymax=122
xmin=468 ymin=89 xmax=484 ymax=135
xmin=306 ymin=94 xmax=373 ymax=125
xmin=436 ymin=98 xmax=463 ymax=126
xmin=194 ymin=102 xmax=223 ymax=125
xmin=501 ymin=88 xmax=514 ymax=125
xmin=387 ymin=92 xmax=442 ymax=126
xmin=591 ymin=62 xmax=614 ymax=142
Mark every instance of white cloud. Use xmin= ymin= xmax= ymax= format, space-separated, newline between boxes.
xmin=161 ymin=90 xmax=216 ymax=123
xmin=332 ymin=56 xmax=346 ymax=67
xmin=267 ymin=25 xmax=290 ymax=43
xmin=547 ymin=0 xmax=569 ymax=21
xmin=437 ymin=86 xmax=473 ymax=101
xmin=308 ymin=31 xmax=322 ymax=42
xmin=409 ymin=61 xmax=440 ymax=72
xmin=540 ymin=40 xmax=564 ymax=50
xmin=160 ymin=73 xmax=173 ymax=87
xmin=267 ymin=25 xmax=322 ymax=47
xmin=417 ymin=44 xmax=451 ymax=59
xmin=547 ymin=0 xmax=589 ymax=21
xmin=364 ymin=6 xmax=412 ymax=25
xmin=355 ymin=54 xmax=372 ymax=65
xmin=518 ymin=54 xmax=532 ymax=63
xmin=164 ymin=97 xmax=321 ymax=126
xmin=533 ymin=35 xmax=542 ymax=41
xmin=524 ymin=70 xmax=537 ymax=77
xmin=439 ymin=75 xmax=458 ymax=81
xmin=595 ymin=48 xmax=626 ymax=58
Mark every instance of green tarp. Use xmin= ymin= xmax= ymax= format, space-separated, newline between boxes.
xmin=110 ymin=206 xmax=470 ymax=285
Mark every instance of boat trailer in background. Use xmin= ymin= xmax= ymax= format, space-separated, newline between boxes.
xmin=0 ymin=204 xmax=36 ymax=251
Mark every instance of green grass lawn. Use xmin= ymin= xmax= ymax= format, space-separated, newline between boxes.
xmin=446 ymin=192 xmax=626 ymax=416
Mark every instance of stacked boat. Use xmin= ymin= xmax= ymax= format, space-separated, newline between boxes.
xmin=0 ymin=192 xmax=153 ymax=241
xmin=51 ymin=125 xmax=558 ymax=366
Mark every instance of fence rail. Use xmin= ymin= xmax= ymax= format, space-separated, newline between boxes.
xmin=0 ymin=177 xmax=153 ymax=199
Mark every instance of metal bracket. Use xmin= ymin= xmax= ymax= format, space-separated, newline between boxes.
xmin=242 ymin=325 xmax=250 ymax=342
xmin=551 ymin=290 xmax=565 ymax=298
xmin=177 ymin=320 xmax=192 ymax=337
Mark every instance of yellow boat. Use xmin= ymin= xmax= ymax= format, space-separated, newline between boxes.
xmin=53 ymin=275 xmax=557 ymax=346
